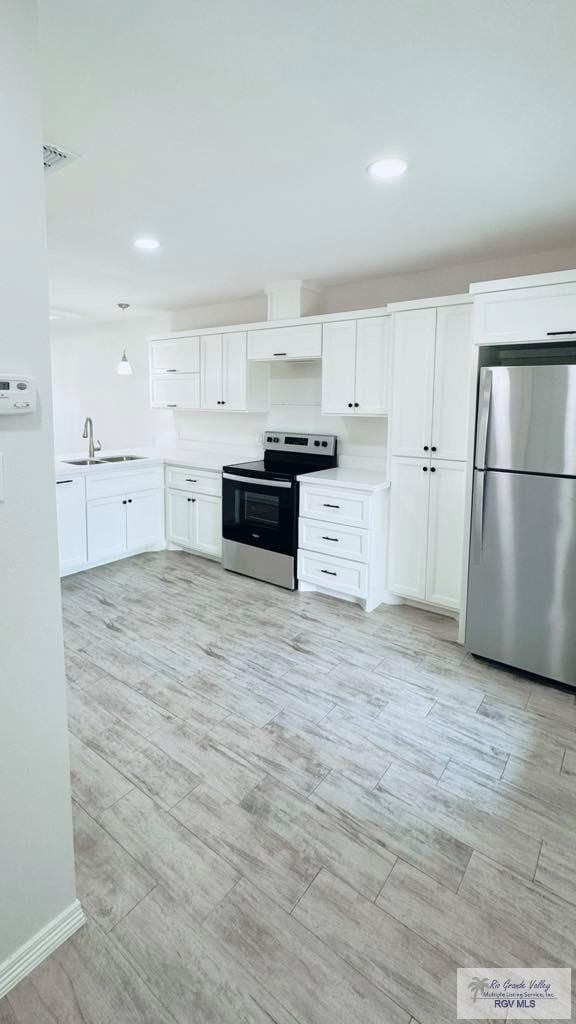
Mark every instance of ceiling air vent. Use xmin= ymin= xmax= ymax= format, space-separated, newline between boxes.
xmin=43 ymin=143 xmax=78 ymax=174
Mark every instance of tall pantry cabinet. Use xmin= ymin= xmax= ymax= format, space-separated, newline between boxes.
xmin=388 ymin=298 xmax=472 ymax=610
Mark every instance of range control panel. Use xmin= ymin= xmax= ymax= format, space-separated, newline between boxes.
xmin=0 ymin=375 xmax=36 ymax=414
xmin=263 ymin=432 xmax=337 ymax=455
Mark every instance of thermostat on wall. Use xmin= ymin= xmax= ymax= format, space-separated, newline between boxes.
xmin=0 ymin=374 xmax=36 ymax=414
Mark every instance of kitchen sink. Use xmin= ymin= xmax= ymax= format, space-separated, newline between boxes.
xmin=100 ymin=455 xmax=146 ymax=462
xmin=64 ymin=458 xmax=106 ymax=465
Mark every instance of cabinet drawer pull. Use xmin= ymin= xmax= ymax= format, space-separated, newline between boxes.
xmin=165 ymin=369 xmax=178 ymax=372
xmin=320 ymin=569 xmax=337 ymax=576
xmin=273 ymin=352 xmax=287 ymax=356
xmin=321 ymin=536 xmax=339 ymax=542
xmin=323 ymin=503 xmax=340 ymax=508
xmin=547 ymin=330 xmax=576 ymax=336
xmin=186 ymin=478 xmax=197 ymax=483
xmin=56 ymin=479 xmax=74 ymax=485
xmin=166 ymin=403 xmax=178 ymax=408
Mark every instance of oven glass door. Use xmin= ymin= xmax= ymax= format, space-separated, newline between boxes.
xmin=222 ymin=475 xmax=296 ymax=555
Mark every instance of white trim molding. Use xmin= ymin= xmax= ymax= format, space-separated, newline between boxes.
xmin=0 ymin=899 xmax=86 ymax=999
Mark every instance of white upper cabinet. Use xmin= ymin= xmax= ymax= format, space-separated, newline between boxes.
xmin=354 ymin=316 xmax=391 ymax=415
xmin=222 ymin=332 xmax=248 ymax=410
xmin=150 ymin=374 xmax=200 ymax=410
xmin=391 ymin=308 xmax=436 ymax=456
xmin=200 ymin=334 xmax=223 ymax=409
xmin=432 ymin=304 xmax=472 ymax=461
xmin=322 ymin=316 xmax=391 ymax=416
xmin=150 ymin=336 xmax=200 ymax=373
xmin=200 ymin=331 xmax=265 ymax=411
xmin=391 ymin=303 xmax=471 ymax=459
xmin=247 ymin=323 xmax=322 ymax=361
xmin=321 ymin=320 xmax=357 ymax=414
xmin=472 ymin=280 xmax=576 ymax=345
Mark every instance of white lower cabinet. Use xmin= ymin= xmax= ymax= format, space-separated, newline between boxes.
xmin=126 ymin=490 xmax=164 ymax=551
xmin=165 ymin=465 xmax=222 ymax=559
xmin=166 ymin=489 xmax=222 ymax=558
xmin=56 ymin=476 xmax=87 ymax=575
xmin=87 ymin=495 xmax=126 ymax=563
xmin=298 ymin=478 xmax=392 ymax=612
xmin=87 ymin=489 xmax=163 ymax=565
xmin=388 ymin=456 xmax=466 ymax=610
xmin=388 ymin=457 xmax=430 ymax=601
xmin=425 ymin=460 xmax=467 ymax=609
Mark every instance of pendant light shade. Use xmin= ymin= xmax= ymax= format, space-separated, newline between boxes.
xmin=117 ymin=349 xmax=132 ymax=374
xmin=116 ymin=302 xmax=133 ymax=375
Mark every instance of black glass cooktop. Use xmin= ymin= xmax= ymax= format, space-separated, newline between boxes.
xmin=224 ymin=456 xmax=338 ymax=481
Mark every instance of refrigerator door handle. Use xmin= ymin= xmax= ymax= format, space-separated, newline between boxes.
xmin=471 ymin=471 xmax=485 ymax=564
xmin=475 ymin=368 xmax=493 ymax=469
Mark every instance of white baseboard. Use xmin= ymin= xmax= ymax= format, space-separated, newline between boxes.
xmin=0 ymin=899 xmax=86 ymax=1000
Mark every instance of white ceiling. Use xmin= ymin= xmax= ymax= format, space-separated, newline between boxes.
xmin=39 ymin=0 xmax=576 ymax=319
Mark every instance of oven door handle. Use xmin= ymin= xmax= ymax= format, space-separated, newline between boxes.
xmin=222 ymin=473 xmax=293 ymax=489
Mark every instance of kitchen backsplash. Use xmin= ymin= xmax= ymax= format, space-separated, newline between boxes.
xmin=169 ymin=360 xmax=388 ymax=470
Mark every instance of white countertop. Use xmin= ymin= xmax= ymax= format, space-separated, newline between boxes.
xmin=54 ymin=445 xmax=259 ymax=479
xmin=297 ymin=467 xmax=389 ymax=492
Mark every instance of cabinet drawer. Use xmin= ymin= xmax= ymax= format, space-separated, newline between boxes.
xmin=86 ymin=467 xmax=163 ymax=500
xmin=299 ymin=485 xmax=372 ymax=528
xmin=474 ymin=283 xmax=576 ymax=344
xmin=298 ymin=518 xmax=370 ymax=563
xmin=247 ymin=324 xmax=321 ymax=361
xmin=150 ymin=374 xmax=200 ymax=409
xmin=165 ymin=465 xmax=221 ymax=495
xmin=298 ymin=549 xmax=368 ymax=598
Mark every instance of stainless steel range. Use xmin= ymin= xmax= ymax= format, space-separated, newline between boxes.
xmin=222 ymin=432 xmax=338 ymax=590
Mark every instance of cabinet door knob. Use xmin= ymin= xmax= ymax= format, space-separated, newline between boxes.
xmin=348 ymin=403 xmax=353 ymax=408
xmin=122 ymin=499 xmax=127 ymax=504
xmin=430 ymin=466 xmax=436 ymax=473
xmin=354 ymin=402 xmax=359 ymax=408
xmin=422 ymin=466 xmax=428 ymax=472
xmin=423 ymin=446 xmax=429 ymax=451
xmin=431 ymin=445 xmax=437 ymax=452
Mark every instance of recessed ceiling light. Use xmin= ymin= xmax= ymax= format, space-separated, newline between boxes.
xmin=133 ymin=237 xmax=161 ymax=251
xmin=366 ymin=157 xmax=407 ymax=180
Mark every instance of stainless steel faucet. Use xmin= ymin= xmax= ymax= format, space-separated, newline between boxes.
xmin=82 ymin=417 xmax=102 ymax=459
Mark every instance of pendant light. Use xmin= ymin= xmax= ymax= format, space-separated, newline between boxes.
xmin=116 ymin=302 xmax=133 ymax=375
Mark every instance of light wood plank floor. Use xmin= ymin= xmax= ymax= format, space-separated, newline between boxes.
xmin=3 ymin=550 xmax=576 ymax=1023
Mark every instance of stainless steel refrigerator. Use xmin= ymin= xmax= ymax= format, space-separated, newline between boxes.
xmin=466 ymin=363 xmax=576 ymax=685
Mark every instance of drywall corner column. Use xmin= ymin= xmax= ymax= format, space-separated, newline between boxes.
xmin=0 ymin=0 xmax=82 ymax=997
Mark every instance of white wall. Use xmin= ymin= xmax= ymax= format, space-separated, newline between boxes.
xmin=51 ymin=315 xmax=171 ymax=452
xmin=320 ymin=244 xmax=576 ymax=312
xmin=0 ymin=0 xmax=78 ymax=975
